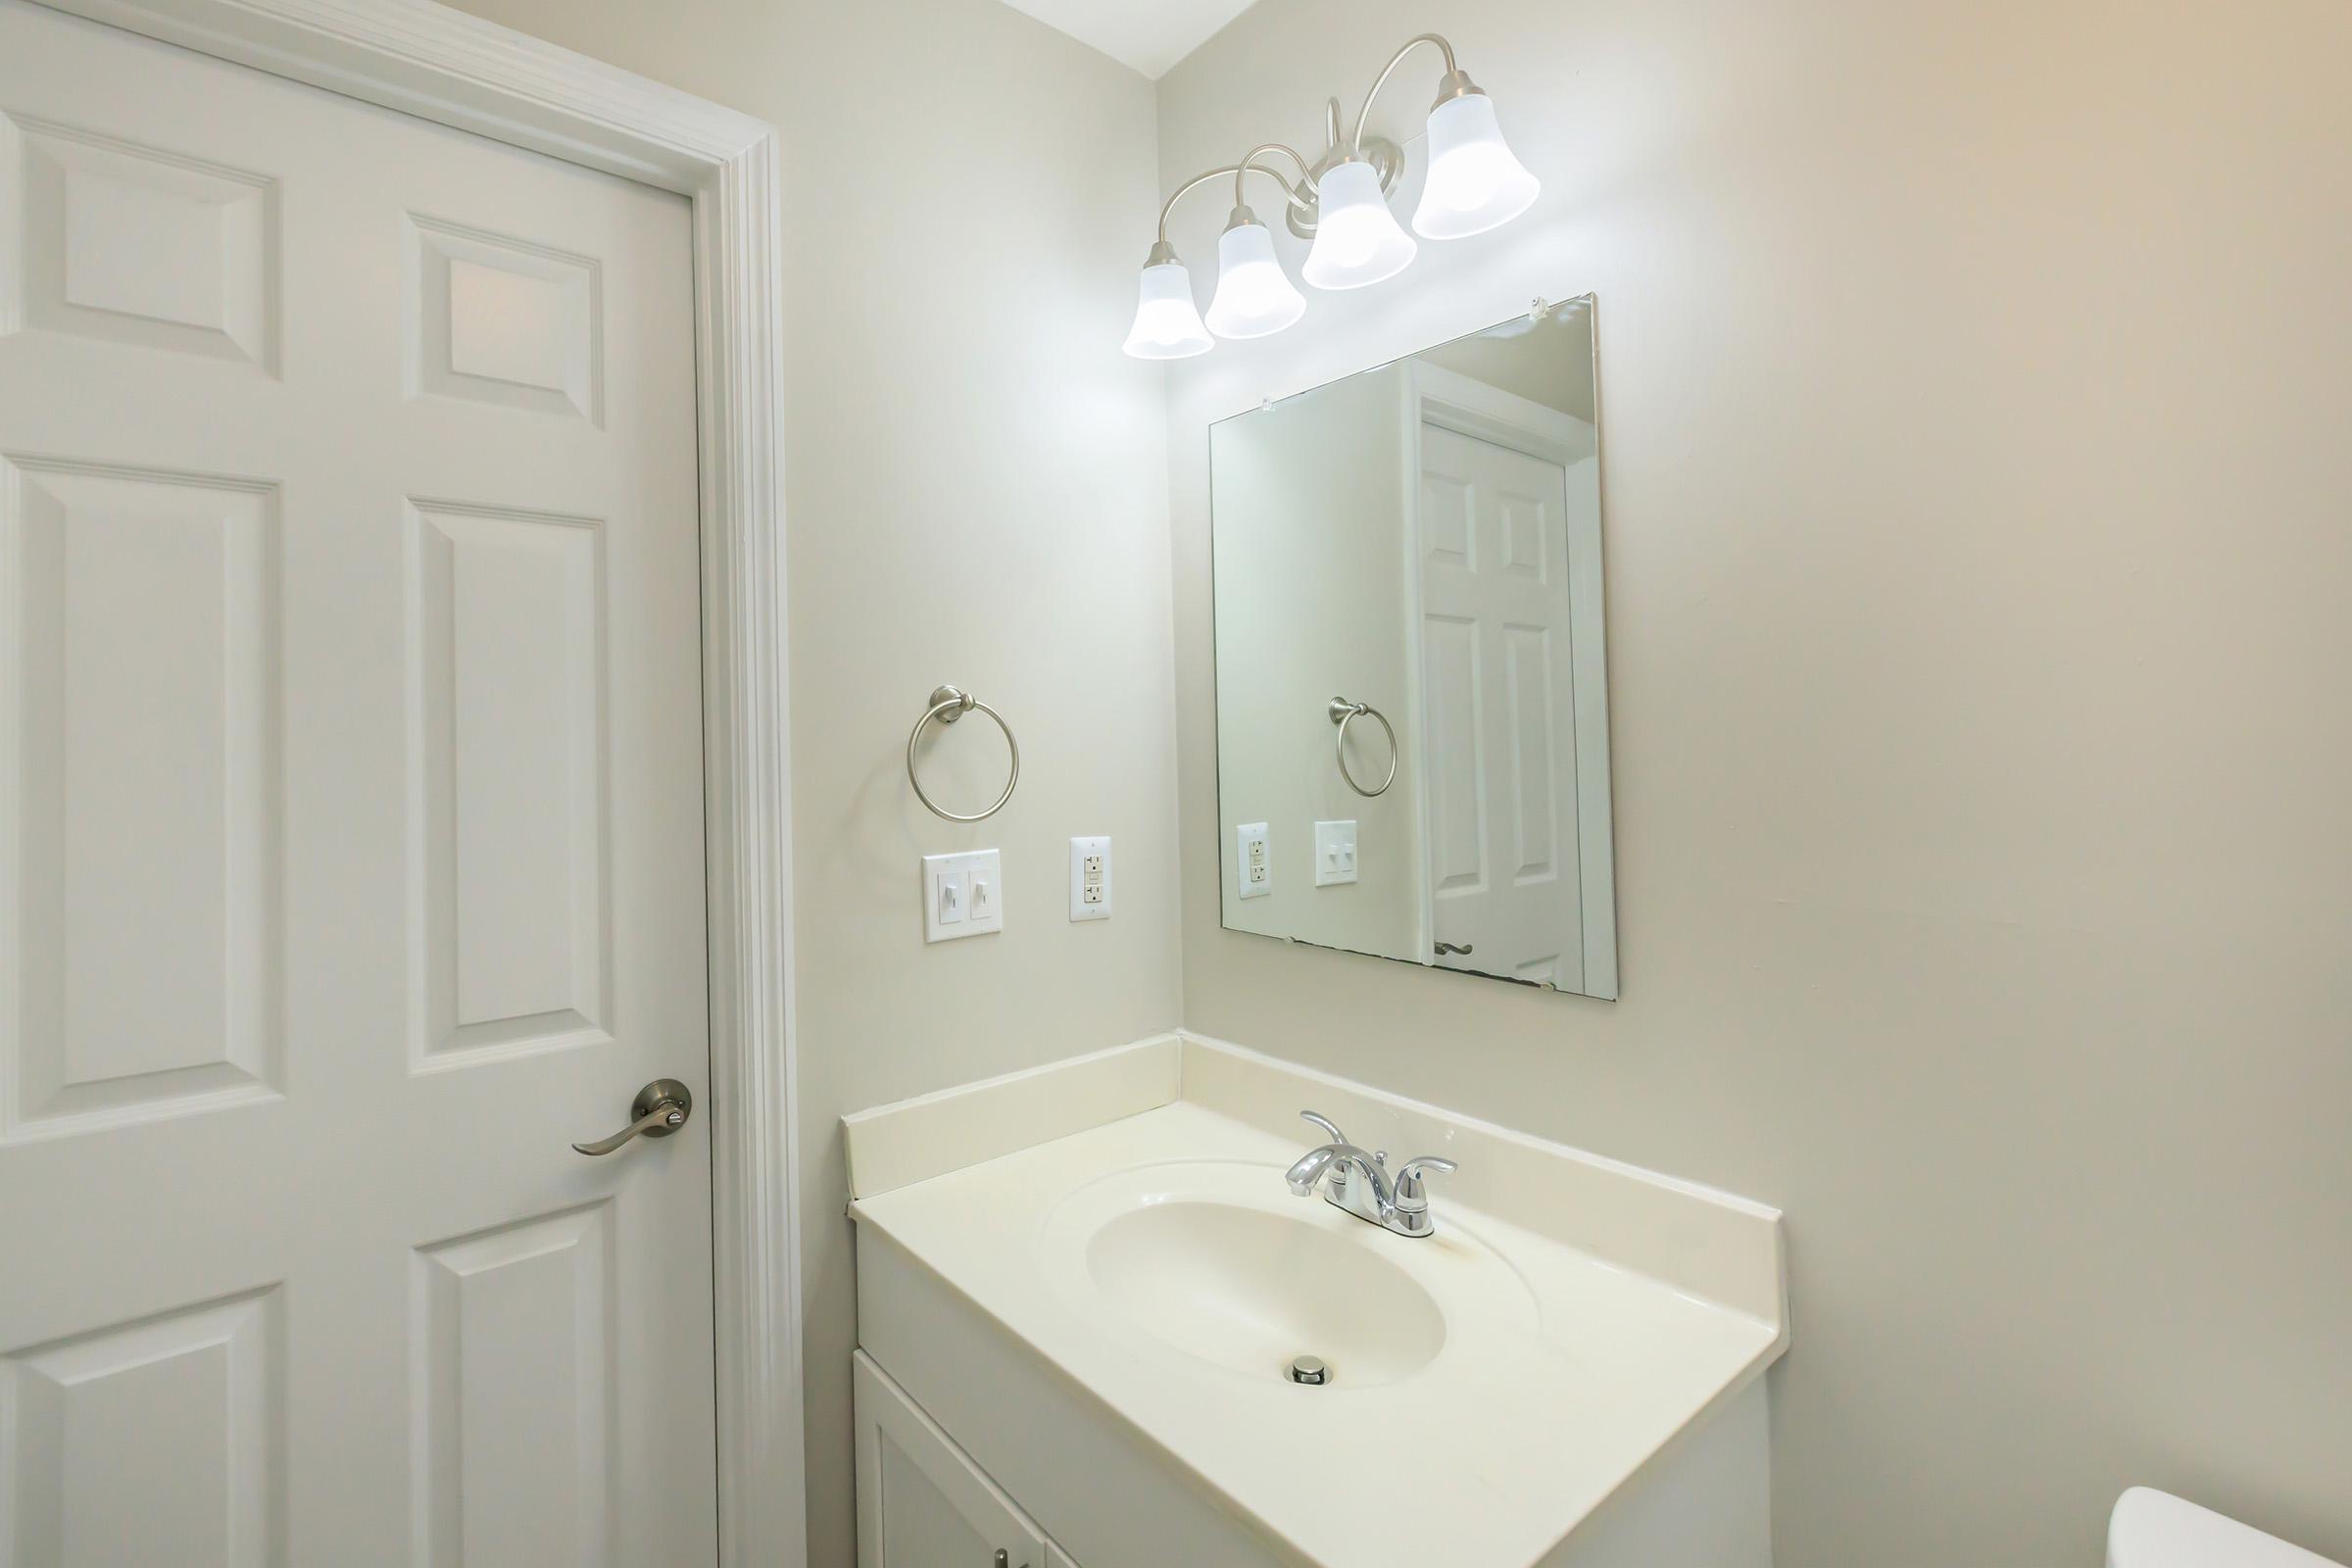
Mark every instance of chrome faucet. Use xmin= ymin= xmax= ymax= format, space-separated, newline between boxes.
xmin=1284 ymin=1110 xmax=1458 ymax=1239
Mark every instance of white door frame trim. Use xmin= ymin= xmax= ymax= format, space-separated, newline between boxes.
xmin=23 ymin=0 xmax=807 ymax=1561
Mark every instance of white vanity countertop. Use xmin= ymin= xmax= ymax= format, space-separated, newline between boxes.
xmin=847 ymin=1033 xmax=1789 ymax=1568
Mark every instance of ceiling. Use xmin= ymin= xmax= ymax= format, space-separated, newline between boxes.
xmin=995 ymin=0 xmax=1261 ymax=78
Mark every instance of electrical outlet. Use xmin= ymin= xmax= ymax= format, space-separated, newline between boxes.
xmin=1068 ymin=835 xmax=1110 ymax=921
xmin=1237 ymin=822 xmax=1271 ymax=899
xmin=922 ymin=850 xmax=1003 ymax=943
xmin=1314 ymin=819 xmax=1359 ymax=887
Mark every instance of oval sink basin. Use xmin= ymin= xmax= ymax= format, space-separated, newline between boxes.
xmin=1084 ymin=1199 xmax=1446 ymax=1386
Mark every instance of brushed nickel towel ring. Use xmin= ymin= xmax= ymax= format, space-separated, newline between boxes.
xmin=907 ymin=684 xmax=1020 ymax=822
xmin=1327 ymin=696 xmax=1398 ymax=798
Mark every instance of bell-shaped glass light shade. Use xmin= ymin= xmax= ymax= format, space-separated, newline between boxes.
xmin=1300 ymin=159 xmax=1417 ymax=291
xmin=1203 ymin=217 xmax=1306 ymax=340
xmin=1122 ymin=261 xmax=1213 ymax=359
xmin=1412 ymin=93 xmax=1541 ymax=239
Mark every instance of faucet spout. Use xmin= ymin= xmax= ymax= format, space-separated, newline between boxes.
xmin=1284 ymin=1145 xmax=1338 ymax=1196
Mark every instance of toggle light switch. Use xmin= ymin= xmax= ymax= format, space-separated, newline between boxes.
xmin=1314 ymin=819 xmax=1358 ymax=887
xmin=922 ymin=850 xmax=1003 ymax=943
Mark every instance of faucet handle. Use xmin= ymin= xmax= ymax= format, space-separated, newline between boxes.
xmin=1298 ymin=1109 xmax=1348 ymax=1146
xmin=1390 ymin=1154 xmax=1457 ymax=1214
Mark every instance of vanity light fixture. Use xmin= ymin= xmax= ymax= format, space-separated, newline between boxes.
xmin=1413 ymin=78 xmax=1543 ymax=238
xmin=1204 ymin=202 xmax=1309 ymax=338
xmin=1300 ymin=156 xmax=1417 ymax=290
xmin=1123 ymin=32 xmax=1539 ymax=357
xmin=1122 ymin=242 xmax=1215 ymax=359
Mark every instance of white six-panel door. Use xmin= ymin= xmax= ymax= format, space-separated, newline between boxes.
xmin=0 ymin=2 xmax=718 ymax=1561
xmin=1416 ymin=420 xmax=1585 ymax=990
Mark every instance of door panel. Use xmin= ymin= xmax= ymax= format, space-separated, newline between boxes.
xmin=0 ymin=4 xmax=715 ymax=1563
xmin=408 ymin=496 xmax=612 ymax=1066
xmin=2 ymin=1287 xmax=281 ymax=1565
xmin=856 ymin=1352 xmax=1049 ymax=1568
xmin=412 ymin=1204 xmax=618 ymax=1567
xmin=9 ymin=114 xmax=277 ymax=368
xmin=409 ymin=216 xmax=602 ymax=422
xmin=3 ymin=459 xmax=282 ymax=1135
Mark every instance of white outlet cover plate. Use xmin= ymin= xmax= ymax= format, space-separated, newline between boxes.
xmin=1313 ymin=819 xmax=1358 ymax=886
xmin=923 ymin=849 xmax=1003 ymax=942
xmin=1237 ymin=822 xmax=1271 ymax=900
xmin=1069 ymin=834 xmax=1110 ymax=921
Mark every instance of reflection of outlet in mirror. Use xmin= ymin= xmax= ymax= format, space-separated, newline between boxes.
xmin=1237 ymin=822 xmax=1271 ymax=899
xmin=1068 ymin=834 xmax=1110 ymax=921
xmin=923 ymin=849 xmax=1003 ymax=943
xmin=1313 ymin=819 xmax=1359 ymax=887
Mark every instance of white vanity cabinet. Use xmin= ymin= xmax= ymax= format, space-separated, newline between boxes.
xmin=844 ymin=1036 xmax=1790 ymax=1568
xmin=855 ymin=1351 xmax=1070 ymax=1568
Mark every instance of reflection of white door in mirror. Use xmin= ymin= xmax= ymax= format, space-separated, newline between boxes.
xmin=1397 ymin=355 xmax=1616 ymax=997
xmin=1416 ymin=420 xmax=1584 ymax=988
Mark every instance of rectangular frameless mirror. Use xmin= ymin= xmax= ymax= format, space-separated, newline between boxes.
xmin=1210 ymin=295 xmax=1616 ymax=997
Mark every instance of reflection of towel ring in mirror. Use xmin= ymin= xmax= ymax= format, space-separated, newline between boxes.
xmin=1327 ymin=696 xmax=1398 ymax=798
xmin=907 ymin=684 xmax=1020 ymax=822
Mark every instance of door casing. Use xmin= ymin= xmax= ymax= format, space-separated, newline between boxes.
xmin=20 ymin=0 xmax=808 ymax=1560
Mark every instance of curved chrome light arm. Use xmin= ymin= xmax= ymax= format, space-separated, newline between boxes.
xmin=1232 ymin=141 xmax=1313 ymax=209
xmin=1154 ymin=146 xmax=1316 ymax=242
xmin=1349 ymin=31 xmax=1460 ymax=153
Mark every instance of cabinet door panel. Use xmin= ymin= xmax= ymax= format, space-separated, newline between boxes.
xmin=855 ymin=1351 xmax=1048 ymax=1568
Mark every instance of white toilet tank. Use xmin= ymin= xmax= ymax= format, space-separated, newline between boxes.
xmin=2110 ymin=1488 xmax=2344 ymax=1568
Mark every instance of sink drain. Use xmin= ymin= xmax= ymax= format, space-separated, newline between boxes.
xmin=1287 ymin=1354 xmax=1330 ymax=1386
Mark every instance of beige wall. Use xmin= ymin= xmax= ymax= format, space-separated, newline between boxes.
xmin=1161 ymin=1 xmax=2352 ymax=1565
xmin=429 ymin=1 xmax=1176 ymax=1562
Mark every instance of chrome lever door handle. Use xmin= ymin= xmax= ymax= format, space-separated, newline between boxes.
xmin=572 ymin=1078 xmax=693 ymax=1155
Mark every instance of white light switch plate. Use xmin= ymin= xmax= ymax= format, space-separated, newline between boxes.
xmin=1314 ymin=819 xmax=1358 ymax=886
xmin=1069 ymin=835 xmax=1110 ymax=921
xmin=1237 ymin=822 xmax=1271 ymax=899
xmin=923 ymin=849 xmax=1003 ymax=942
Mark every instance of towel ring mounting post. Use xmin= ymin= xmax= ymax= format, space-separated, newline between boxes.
xmin=1327 ymin=696 xmax=1398 ymax=798
xmin=907 ymin=684 xmax=1020 ymax=822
